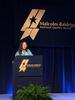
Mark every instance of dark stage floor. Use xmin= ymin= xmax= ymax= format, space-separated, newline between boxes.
xmin=0 ymin=93 xmax=75 ymax=100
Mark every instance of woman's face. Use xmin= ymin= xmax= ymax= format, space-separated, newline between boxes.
xmin=22 ymin=42 xmax=27 ymax=50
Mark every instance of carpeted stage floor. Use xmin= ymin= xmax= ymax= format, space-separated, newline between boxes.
xmin=0 ymin=93 xmax=75 ymax=100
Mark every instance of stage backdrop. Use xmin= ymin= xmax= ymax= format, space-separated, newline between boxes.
xmin=0 ymin=0 xmax=75 ymax=93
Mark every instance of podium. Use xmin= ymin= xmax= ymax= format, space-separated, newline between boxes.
xmin=13 ymin=56 xmax=43 ymax=94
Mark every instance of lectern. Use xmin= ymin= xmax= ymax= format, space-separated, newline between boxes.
xmin=13 ymin=56 xmax=43 ymax=94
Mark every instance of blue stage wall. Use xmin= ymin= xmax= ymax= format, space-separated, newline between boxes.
xmin=0 ymin=0 xmax=75 ymax=94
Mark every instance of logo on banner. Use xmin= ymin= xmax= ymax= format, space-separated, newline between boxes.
xmin=20 ymin=9 xmax=75 ymax=41
xmin=20 ymin=9 xmax=45 ymax=40
xmin=19 ymin=59 xmax=42 ymax=72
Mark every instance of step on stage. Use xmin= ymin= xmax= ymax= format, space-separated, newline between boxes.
xmin=0 ymin=93 xmax=75 ymax=100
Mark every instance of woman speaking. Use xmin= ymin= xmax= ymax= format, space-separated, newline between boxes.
xmin=15 ymin=41 xmax=33 ymax=57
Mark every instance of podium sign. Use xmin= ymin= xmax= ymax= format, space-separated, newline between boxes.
xmin=13 ymin=56 xmax=43 ymax=94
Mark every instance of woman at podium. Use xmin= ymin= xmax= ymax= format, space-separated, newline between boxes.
xmin=15 ymin=41 xmax=33 ymax=56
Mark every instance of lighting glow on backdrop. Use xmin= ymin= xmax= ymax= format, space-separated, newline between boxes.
xmin=0 ymin=0 xmax=75 ymax=94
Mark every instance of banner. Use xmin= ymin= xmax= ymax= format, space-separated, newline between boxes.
xmin=14 ymin=1 xmax=75 ymax=47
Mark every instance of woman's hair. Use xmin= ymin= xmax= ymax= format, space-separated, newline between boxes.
xmin=19 ymin=41 xmax=27 ymax=53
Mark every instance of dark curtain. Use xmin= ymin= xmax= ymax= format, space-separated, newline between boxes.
xmin=31 ymin=47 xmax=75 ymax=93
xmin=0 ymin=0 xmax=75 ymax=94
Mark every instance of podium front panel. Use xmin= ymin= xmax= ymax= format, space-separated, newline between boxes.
xmin=13 ymin=56 xmax=43 ymax=94
xmin=13 ymin=56 xmax=43 ymax=76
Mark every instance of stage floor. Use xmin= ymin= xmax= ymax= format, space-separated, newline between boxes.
xmin=0 ymin=93 xmax=75 ymax=100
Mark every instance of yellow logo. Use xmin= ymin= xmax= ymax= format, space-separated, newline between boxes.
xmin=19 ymin=59 xmax=29 ymax=72
xmin=19 ymin=59 xmax=42 ymax=72
xmin=20 ymin=9 xmax=45 ymax=40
